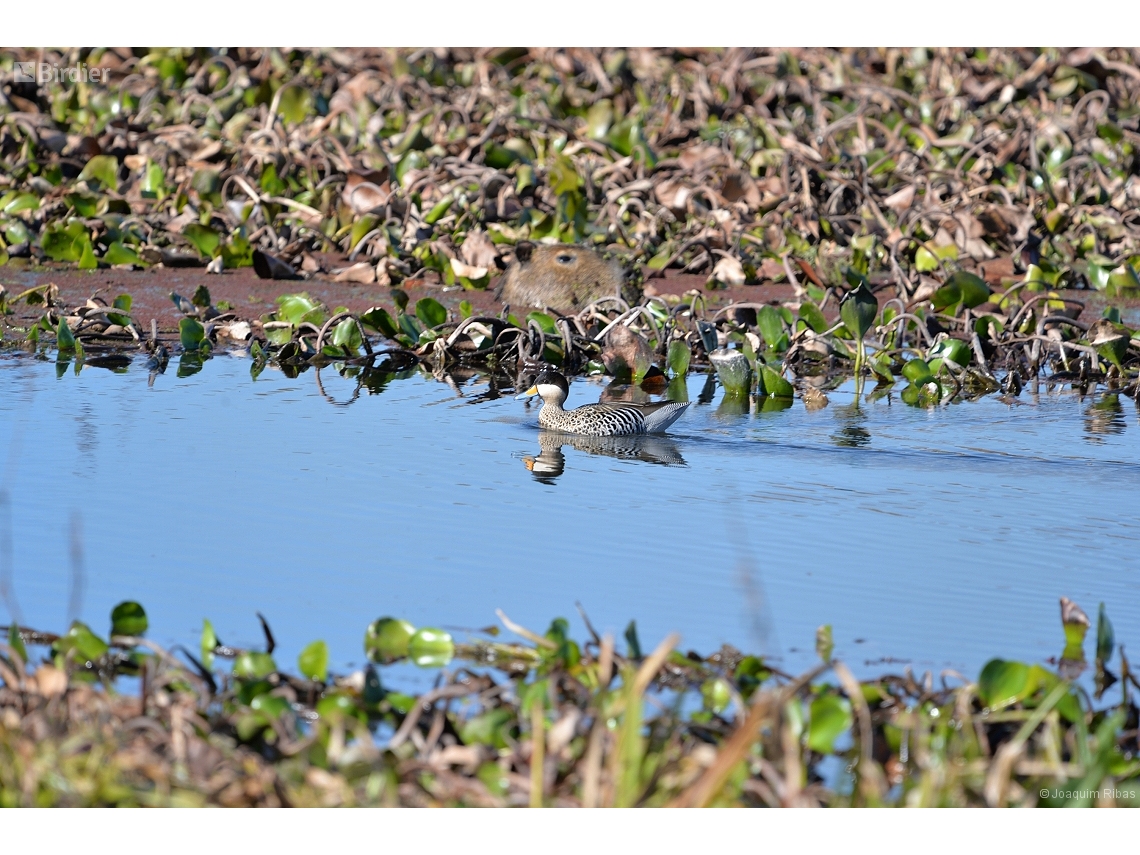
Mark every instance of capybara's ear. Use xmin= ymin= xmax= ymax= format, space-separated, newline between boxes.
xmin=514 ymin=241 xmax=535 ymax=264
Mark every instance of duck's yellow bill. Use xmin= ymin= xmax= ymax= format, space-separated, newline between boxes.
xmin=515 ymin=385 xmax=538 ymax=400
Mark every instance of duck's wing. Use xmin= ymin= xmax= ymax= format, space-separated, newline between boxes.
xmin=582 ymin=400 xmax=690 ymax=434
xmin=638 ymin=400 xmax=691 ymax=433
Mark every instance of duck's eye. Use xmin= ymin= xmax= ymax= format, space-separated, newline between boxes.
xmin=555 ymin=253 xmax=575 ymax=265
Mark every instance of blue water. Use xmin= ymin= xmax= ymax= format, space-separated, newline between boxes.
xmin=1 ymin=351 xmax=1138 ymax=685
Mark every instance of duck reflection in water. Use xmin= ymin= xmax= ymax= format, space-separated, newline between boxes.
xmin=523 ymin=431 xmax=687 ymax=482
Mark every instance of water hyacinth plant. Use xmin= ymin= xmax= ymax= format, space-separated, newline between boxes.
xmin=0 ymin=594 xmax=1136 ymax=807
xmin=2 ymin=48 xmax=1140 ymax=408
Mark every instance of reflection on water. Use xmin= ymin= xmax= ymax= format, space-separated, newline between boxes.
xmin=697 ymin=372 xmax=717 ymax=404
xmin=716 ymin=391 xmax=751 ymax=419
xmin=315 ymin=356 xmax=422 ymax=403
xmin=712 ymin=391 xmax=796 ymax=420
xmin=1 ymin=353 xmax=1140 ymax=685
xmin=1084 ymin=393 xmax=1128 ymax=443
xmin=832 ymin=402 xmax=871 ymax=448
xmin=599 ymin=378 xmax=653 ymax=404
xmin=524 ymin=431 xmax=687 ymax=482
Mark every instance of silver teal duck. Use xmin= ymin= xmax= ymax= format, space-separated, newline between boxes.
xmin=516 ymin=369 xmax=689 ymax=436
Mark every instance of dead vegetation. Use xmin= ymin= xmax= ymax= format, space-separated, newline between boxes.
xmin=3 ymin=48 xmax=1140 ymax=403
xmin=0 ymin=596 xmax=1137 ymax=807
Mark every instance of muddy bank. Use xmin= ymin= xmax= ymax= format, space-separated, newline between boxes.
xmin=3 ymin=259 xmax=1135 ymax=347
xmin=0 ymin=262 xmax=799 ymax=345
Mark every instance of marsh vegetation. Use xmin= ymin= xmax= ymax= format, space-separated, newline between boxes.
xmin=2 ymin=47 xmax=1140 ymax=808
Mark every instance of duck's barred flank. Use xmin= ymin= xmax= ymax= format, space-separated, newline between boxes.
xmin=538 ymin=401 xmax=690 ymax=436
xmin=521 ymin=369 xmax=690 ymax=436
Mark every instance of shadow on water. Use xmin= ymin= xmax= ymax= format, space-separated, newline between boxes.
xmin=523 ymin=431 xmax=687 ymax=483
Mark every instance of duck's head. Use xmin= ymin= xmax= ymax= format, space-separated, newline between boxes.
xmin=516 ymin=369 xmax=569 ymax=405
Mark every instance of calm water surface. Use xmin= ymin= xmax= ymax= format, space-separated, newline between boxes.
xmin=1 ymin=352 xmax=1138 ymax=681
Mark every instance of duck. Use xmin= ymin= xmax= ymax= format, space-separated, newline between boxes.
xmin=516 ymin=369 xmax=690 ymax=436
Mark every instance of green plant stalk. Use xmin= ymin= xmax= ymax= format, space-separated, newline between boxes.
xmin=614 ymin=665 xmax=645 ymax=808
xmin=983 ymin=680 xmax=1071 ymax=806
xmin=530 ymin=699 xmax=545 ymax=808
xmin=1067 ymin=708 xmax=1126 ymax=806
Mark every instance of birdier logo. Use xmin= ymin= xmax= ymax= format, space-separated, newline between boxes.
xmin=13 ymin=61 xmax=105 ymax=84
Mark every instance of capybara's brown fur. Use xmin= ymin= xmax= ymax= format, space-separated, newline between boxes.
xmin=495 ymin=242 xmax=635 ymax=311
